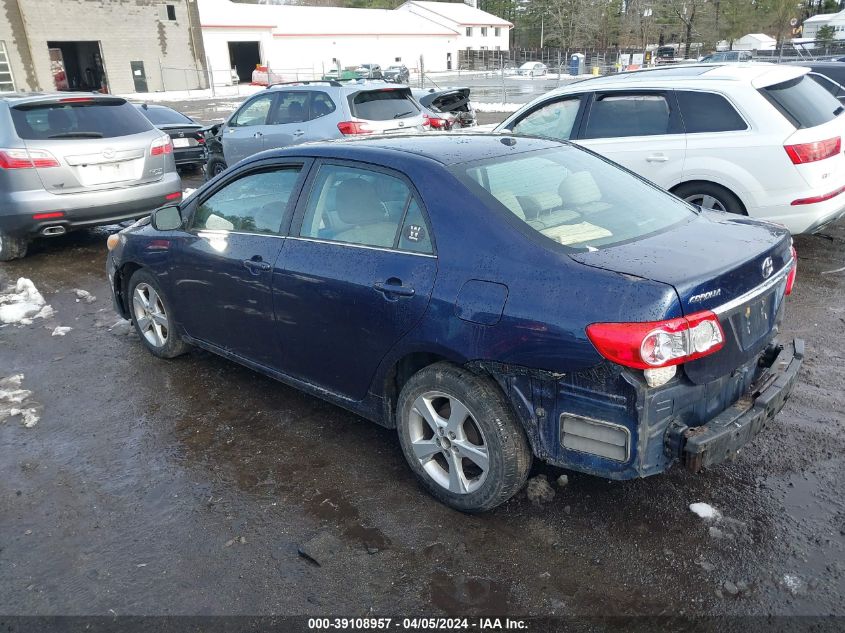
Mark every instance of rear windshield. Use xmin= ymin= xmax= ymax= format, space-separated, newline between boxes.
xmin=350 ymin=90 xmax=419 ymax=121
xmin=139 ymin=106 xmax=193 ymax=126
xmin=762 ymin=75 xmax=844 ymax=128
xmin=454 ymin=146 xmax=694 ymax=251
xmin=11 ymin=99 xmax=153 ymax=140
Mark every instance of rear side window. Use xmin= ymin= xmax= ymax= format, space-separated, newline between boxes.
xmin=676 ymin=91 xmax=747 ymax=133
xmin=270 ymin=91 xmax=310 ymax=124
xmin=762 ymin=75 xmax=843 ymax=128
xmin=140 ymin=106 xmax=193 ymax=126
xmin=349 ymin=90 xmax=419 ymax=121
xmin=583 ymin=94 xmax=672 ymax=139
xmin=311 ymin=92 xmax=336 ymax=119
xmin=11 ymin=100 xmax=153 ymax=139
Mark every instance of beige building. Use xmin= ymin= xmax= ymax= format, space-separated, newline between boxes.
xmin=0 ymin=0 xmax=207 ymax=94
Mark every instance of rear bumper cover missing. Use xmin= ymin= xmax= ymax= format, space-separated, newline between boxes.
xmin=677 ymin=338 xmax=804 ymax=473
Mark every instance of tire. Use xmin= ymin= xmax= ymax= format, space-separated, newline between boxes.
xmin=673 ymin=182 xmax=746 ymax=215
xmin=0 ymin=232 xmax=28 ymax=262
xmin=396 ymin=362 xmax=532 ymax=512
xmin=205 ymin=155 xmax=228 ymax=181
xmin=127 ymin=268 xmax=189 ymax=359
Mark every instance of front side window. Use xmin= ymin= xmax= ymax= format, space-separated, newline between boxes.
xmin=456 ymin=146 xmax=693 ymax=251
xmin=193 ymin=168 xmax=302 ymax=234
xmin=676 ymin=91 xmax=747 ymax=133
xmin=300 ymin=164 xmax=424 ymax=249
xmin=230 ymin=94 xmax=274 ymax=127
xmin=512 ymin=97 xmax=582 ymax=140
xmin=583 ymin=93 xmax=672 ymax=139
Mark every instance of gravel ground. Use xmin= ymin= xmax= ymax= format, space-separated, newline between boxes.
xmin=1 ymin=118 xmax=844 ymax=618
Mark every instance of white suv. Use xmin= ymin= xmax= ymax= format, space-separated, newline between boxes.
xmin=496 ymin=64 xmax=845 ymax=234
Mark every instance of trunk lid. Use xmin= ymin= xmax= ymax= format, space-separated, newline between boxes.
xmin=10 ymin=96 xmax=164 ymax=195
xmin=157 ymin=123 xmax=205 ymax=150
xmin=572 ymin=211 xmax=793 ymax=382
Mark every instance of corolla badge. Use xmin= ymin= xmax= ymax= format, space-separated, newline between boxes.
xmin=761 ymin=256 xmax=774 ymax=279
xmin=689 ymin=288 xmax=722 ymax=303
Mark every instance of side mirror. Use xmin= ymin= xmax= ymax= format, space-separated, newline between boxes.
xmin=152 ymin=204 xmax=183 ymax=231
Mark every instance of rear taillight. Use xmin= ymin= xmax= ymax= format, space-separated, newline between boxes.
xmin=423 ymin=114 xmax=448 ymax=129
xmin=785 ymin=246 xmax=797 ymax=296
xmin=150 ymin=136 xmax=173 ymax=156
xmin=197 ymin=137 xmax=205 ymax=144
xmin=337 ymin=121 xmax=374 ymax=135
xmin=32 ymin=211 xmax=65 ymax=220
xmin=784 ymin=136 xmax=841 ymax=164
xmin=0 ymin=148 xmax=59 ymax=169
xmin=165 ymin=192 xmax=182 ymax=201
xmin=586 ymin=310 xmax=725 ymax=370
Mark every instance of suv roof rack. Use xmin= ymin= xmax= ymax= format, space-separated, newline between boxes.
xmin=267 ymin=80 xmax=343 ymax=88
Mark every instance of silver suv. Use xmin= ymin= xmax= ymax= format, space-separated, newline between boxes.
xmin=0 ymin=93 xmax=182 ymax=261
xmin=206 ymin=81 xmax=427 ymax=178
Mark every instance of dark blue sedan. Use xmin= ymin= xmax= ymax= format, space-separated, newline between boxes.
xmin=106 ymin=134 xmax=802 ymax=512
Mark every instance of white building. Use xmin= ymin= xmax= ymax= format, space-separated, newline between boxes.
xmin=198 ymin=0 xmax=512 ymax=84
xmin=732 ymin=33 xmax=776 ymax=51
xmin=802 ymin=10 xmax=845 ymax=40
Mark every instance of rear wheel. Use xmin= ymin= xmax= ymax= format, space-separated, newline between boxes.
xmin=396 ymin=362 xmax=532 ymax=512
xmin=673 ymin=182 xmax=746 ymax=215
xmin=0 ymin=232 xmax=28 ymax=261
xmin=128 ymin=269 xmax=188 ymax=359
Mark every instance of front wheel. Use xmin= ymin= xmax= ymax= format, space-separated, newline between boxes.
xmin=205 ymin=155 xmax=228 ymax=181
xmin=0 ymin=231 xmax=28 ymax=261
xmin=128 ymin=269 xmax=188 ymax=359
xmin=396 ymin=362 xmax=532 ymax=512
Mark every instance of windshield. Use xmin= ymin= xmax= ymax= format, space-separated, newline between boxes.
xmin=140 ymin=106 xmax=193 ymax=125
xmin=454 ymin=146 xmax=694 ymax=250
xmin=349 ymin=90 xmax=419 ymax=120
xmin=762 ymin=74 xmax=844 ymax=128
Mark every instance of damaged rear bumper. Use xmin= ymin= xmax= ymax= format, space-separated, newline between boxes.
xmin=675 ymin=338 xmax=803 ymax=473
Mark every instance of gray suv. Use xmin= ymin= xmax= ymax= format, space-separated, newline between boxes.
xmin=206 ymin=81 xmax=427 ymax=178
xmin=0 ymin=93 xmax=182 ymax=260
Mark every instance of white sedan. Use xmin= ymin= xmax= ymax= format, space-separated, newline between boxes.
xmin=517 ymin=62 xmax=547 ymax=77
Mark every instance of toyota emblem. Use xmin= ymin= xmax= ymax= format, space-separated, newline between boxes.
xmin=761 ymin=256 xmax=774 ymax=279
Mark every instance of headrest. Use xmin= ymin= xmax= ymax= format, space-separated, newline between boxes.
xmin=559 ymin=171 xmax=602 ymax=206
xmin=335 ymin=178 xmax=384 ymax=226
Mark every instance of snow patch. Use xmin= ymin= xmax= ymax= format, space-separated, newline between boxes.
xmin=690 ymin=502 xmax=721 ymax=520
xmin=0 ymin=374 xmax=40 ymax=428
xmin=0 ymin=278 xmax=53 ymax=325
xmin=51 ymin=326 xmax=72 ymax=337
xmin=471 ymin=101 xmax=522 ymax=113
xmin=183 ymin=188 xmax=196 ymax=198
xmin=782 ymin=573 xmax=804 ymax=595
xmin=73 ymin=288 xmax=96 ymax=304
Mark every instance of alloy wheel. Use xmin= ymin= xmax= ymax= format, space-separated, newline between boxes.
xmin=684 ymin=193 xmax=727 ymax=212
xmin=132 ymin=283 xmax=169 ymax=348
xmin=408 ymin=391 xmax=489 ymax=495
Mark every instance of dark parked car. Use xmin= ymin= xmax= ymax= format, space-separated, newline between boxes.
xmin=134 ymin=104 xmax=207 ymax=171
xmin=412 ymin=88 xmax=476 ymax=129
xmin=106 ymin=135 xmax=801 ymax=512
xmin=383 ymin=65 xmax=410 ymax=84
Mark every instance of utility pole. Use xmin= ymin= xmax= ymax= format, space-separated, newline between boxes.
xmin=540 ymin=17 xmax=545 ymax=49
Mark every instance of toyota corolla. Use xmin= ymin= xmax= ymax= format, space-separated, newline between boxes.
xmin=106 ymin=135 xmax=802 ymax=512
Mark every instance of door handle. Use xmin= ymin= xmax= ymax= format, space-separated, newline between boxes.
xmin=293 ymin=130 xmax=305 ymax=137
xmin=646 ymin=154 xmax=669 ymax=163
xmin=243 ymin=257 xmax=271 ymax=274
xmin=373 ymin=280 xmax=415 ymax=298
xmin=253 ymin=131 xmax=263 ymax=138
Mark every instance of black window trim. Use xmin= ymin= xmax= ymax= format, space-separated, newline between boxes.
xmin=289 ymin=157 xmax=437 ymax=257
xmin=183 ymin=157 xmax=314 ymax=236
xmin=577 ymin=89 xmax=684 ymax=139
xmin=673 ymin=88 xmax=751 ymax=134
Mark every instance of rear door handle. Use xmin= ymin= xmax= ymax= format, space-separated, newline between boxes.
xmin=646 ymin=153 xmax=669 ymax=163
xmin=253 ymin=131 xmax=263 ymax=138
xmin=243 ymin=258 xmax=271 ymax=274
xmin=293 ymin=130 xmax=305 ymax=137
xmin=373 ymin=280 xmax=415 ymax=298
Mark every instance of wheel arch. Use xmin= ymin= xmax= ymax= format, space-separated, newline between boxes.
xmin=113 ymin=261 xmax=145 ymax=319
xmin=669 ymin=179 xmax=749 ymax=215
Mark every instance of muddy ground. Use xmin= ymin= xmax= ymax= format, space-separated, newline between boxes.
xmin=1 ymin=143 xmax=845 ymax=618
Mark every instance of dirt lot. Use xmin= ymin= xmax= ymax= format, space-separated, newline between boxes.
xmin=1 ymin=158 xmax=845 ymax=618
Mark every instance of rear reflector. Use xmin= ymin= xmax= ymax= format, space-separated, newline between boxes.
xmin=337 ymin=121 xmax=374 ymax=135
xmin=784 ymin=136 xmax=841 ymax=164
xmin=0 ymin=148 xmax=60 ymax=169
xmin=786 ymin=246 xmax=797 ymax=295
xmin=791 ymin=184 xmax=845 ymax=205
xmin=586 ymin=310 xmax=725 ymax=370
xmin=32 ymin=212 xmax=65 ymax=220
xmin=165 ymin=192 xmax=182 ymax=201
xmin=150 ymin=136 xmax=173 ymax=156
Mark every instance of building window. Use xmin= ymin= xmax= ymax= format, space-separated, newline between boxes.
xmin=495 ymin=45 xmax=501 ymax=51
xmin=481 ymin=27 xmax=488 ymax=36
xmin=0 ymin=41 xmax=16 ymax=92
xmin=466 ymin=26 xmax=472 ymax=36
xmin=166 ymin=4 xmax=176 ymax=20
xmin=495 ymin=27 xmax=501 ymax=37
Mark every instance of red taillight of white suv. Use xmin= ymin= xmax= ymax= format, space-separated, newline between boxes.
xmin=784 ymin=136 xmax=841 ymax=164
xmin=0 ymin=148 xmax=60 ymax=169
xmin=586 ymin=311 xmax=725 ymax=370
xmin=150 ymin=136 xmax=173 ymax=156
xmin=337 ymin=121 xmax=374 ymax=135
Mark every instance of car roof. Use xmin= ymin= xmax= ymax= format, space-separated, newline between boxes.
xmin=0 ymin=91 xmax=120 ymax=104
xmin=266 ymin=80 xmax=400 ymax=93
xmin=266 ymin=133 xmax=562 ymax=166
xmin=550 ymin=63 xmax=807 ymax=92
